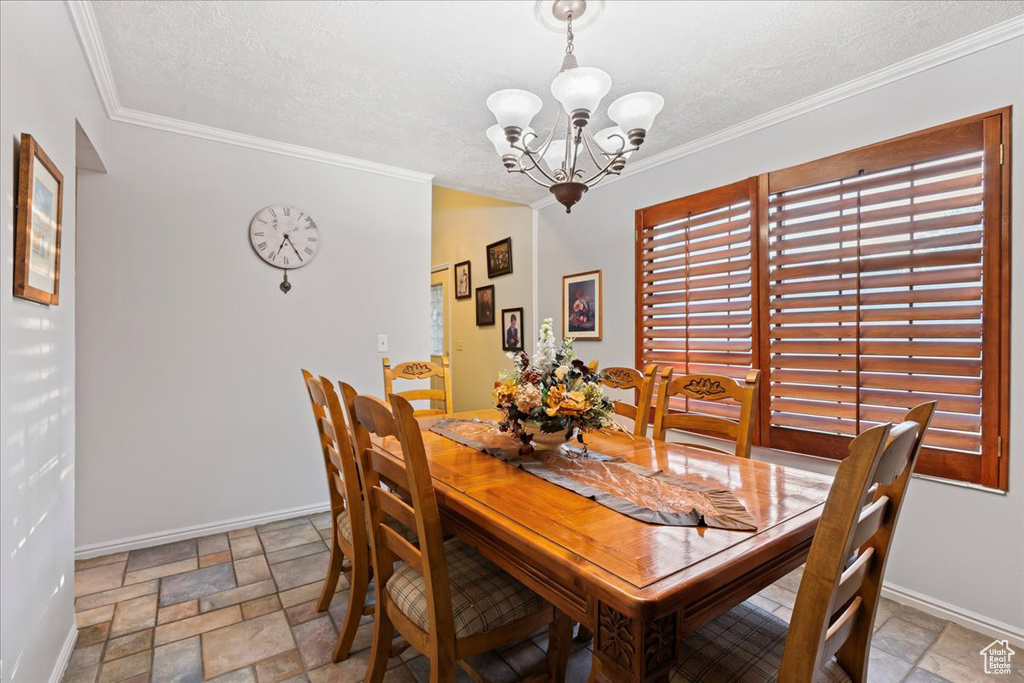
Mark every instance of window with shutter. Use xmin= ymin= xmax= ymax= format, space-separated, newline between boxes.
xmin=635 ymin=109 xmax=1010 ymax=489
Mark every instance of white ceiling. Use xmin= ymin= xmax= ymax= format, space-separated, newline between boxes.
xmin=90 ymin=1 xmax=1023 ymax=204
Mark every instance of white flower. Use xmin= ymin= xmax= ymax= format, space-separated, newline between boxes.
xmin=554 ymin=365 xmax=569 ymax=380
xmin=534 ymin=318 xmax=558 ymax=374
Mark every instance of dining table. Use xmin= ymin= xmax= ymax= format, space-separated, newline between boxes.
xmin=374 ymin=409 xmax=834 ymax=683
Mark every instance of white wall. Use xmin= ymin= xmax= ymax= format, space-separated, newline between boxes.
xmin=75 ymin=122 xmax=431 ymax=550
xmin=536 ymin=39 xmax=1024 ymax=634
xmin=0 ymin=2 xmax=109 ymax=681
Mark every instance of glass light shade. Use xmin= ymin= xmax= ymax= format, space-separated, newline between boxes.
xmin=486 ymin=125 xmax=531 ymax=158
xmin=542 ymin=138 xmax=569 ymax=172
xmin=550 ymin=67 xmax=611 ymax=115
xmin=594 ymin=126 xmax=633 ymax=159
xmin=608 ymin=92 xmax=664 ymax=133
xmin=486 ymin=89 xmax=543 ymax=130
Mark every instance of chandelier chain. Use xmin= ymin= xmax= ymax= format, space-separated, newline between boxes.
xmin=565 ymin=12 xmax=574 ymax=54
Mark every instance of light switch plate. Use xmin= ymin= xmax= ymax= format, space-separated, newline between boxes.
xmin=455 ymin=340 xmax=464 ymax=351
xmin=377 ymin=334 xmax=388 ymax=353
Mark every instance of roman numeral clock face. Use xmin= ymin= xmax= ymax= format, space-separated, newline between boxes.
xmin=249 ymin=205 xmax=320 ymax=271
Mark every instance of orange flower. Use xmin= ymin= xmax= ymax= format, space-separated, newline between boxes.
xmin=493 ymin=380 xmax=517 ymax=406
xmin=545 ymin=385 xmax=590 ymax=416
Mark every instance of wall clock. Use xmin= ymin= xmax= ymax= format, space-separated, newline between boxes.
xmin=249 ymin=205 xmax=320 ymax=292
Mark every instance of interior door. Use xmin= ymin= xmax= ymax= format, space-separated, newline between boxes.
xmin=429 ymin=268 xmax=450 ymax=412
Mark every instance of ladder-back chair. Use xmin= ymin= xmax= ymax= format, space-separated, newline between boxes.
xmin=652 ymin=369 xmax=760 ymax=457
xmin=670 ymin=402 xmax=936 ymax=682
xmin=347 ymin=390 xmax=573 ymax=683
xmin=382 ymin=356 xmax=453 ymax=416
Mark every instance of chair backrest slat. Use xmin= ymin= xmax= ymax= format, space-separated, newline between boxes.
xmin=383 ymin=356 xmax=453 ymax=417
xmin=778 ymin=402 xmax=936 ymax=682
xmin=599 ymin=365 xmax=658 ymax=437
xmin=651 ymin=369 xmax=760 ymax=457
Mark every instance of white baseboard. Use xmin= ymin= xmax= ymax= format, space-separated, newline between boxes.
xmin=49 ymin=623 xmax=78 ymax=683
xmin=74 ymin=501 xmax=331 ymax=559
xmin=882 ymin=582 xmax=1024 ymax=649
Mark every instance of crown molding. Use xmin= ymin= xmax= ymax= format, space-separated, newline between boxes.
xmin=531 ymin=14 xmax=1024 ymax=210
xmin=64 ymin=0 xmax=434 ymax=185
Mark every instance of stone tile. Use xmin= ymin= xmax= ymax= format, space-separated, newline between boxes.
xmin=873 ymin=616 xmax=942 ymax=663
xmin=318 ymin=528 xmax=332 ymax=541
xmin=103 ymin=629 xmax=152 ymax=662
xmin=126 ymin=539 xmax=196 ymax=572
xmin=255 ymin=649 xmax=305 ymax=683
xmin=97 ymin=650 xmax=151 ymax=683
xmin=866 ymin=647 xmax=916 ymax=682
xmin=235 ymin=555 xmax=272 ymax=586
xmin=466 ymin=651 xmax=518 ymax=683
xmin=746 ymin=593 xmax=780 ymax=613
xmin=270 ymin=552 xmax=331 ymax=592
xmin=894 ymin=604 xmax=951 ymax=636
xmin=349 ymin=622 xmax=375 ymax=654
xmin=207 ymin=669 xmax=257 ymax=683
xmin=76 ymin=552 xmax=129 ymax=572
xmin=266 ymin=541 xmax=329 ymax=566
xmin=76 ymin=622 xmax=111 ymax=648
xmin=775 ymin=564 xmax=804 ymax=593
xmin=76 ymin=604 xmax=115 ymax=628
xmin=918 ymin=651 xmax=991 ymax=683
xmin=202 ymin=611 xmax=297 ymax=679
xmin=756 ymin=584 xmax=796 ymax=610
xmin=926 ymin=623 xmax=997 ymax=667
xmin=110 ymin=594 xmax=158 ymax=637
xmin=75 ymin=562 xmax=126 ymax=598
xmin=309 ymin=512 xmax=333 ymax=530
xmin=242 ymin=594 xmax=282 ymax=620
xmin=158 ymin=599 xmax=200 ymax=625
xmin=76 ymin=580 xmax=159 ymax=612
xmin=384 ymin=665 xmax=417 ymax=683
xmin=260 ymin=523 xmax=323 ymax=553
xmin=152 ymin=635 xmax=202 ymax=683
xmin=201 ymin=551 xmax=233 ymax=568
xmin=874 ymin=597 xmax=900 ymax=631
xmin=123 ymin=558 xmax=198 ymax=585
xmin=200 ymin=579 xmax=277 ymax=612
xmin=293 ymin=615 xmax=339 ymax=670
xmin=281 ymin=582 xmax=329 ymax=608
xmin=159 ymin=562 xmax=237 ymax=606
xmin=285 ymin=599 xmax=322 ymax=626
xmin=306 ymin=649 xmax=371 ymax=683
xmin=154 ymin=605 xmax=243 ymax=646
xmin=62 ymin=664 xmax=99 ymax=683
xmin=259 ymin=517 xmax=313 ymax=533
xmin=67 ymin=643 xmax=104 ymax=671
xmin=773 ymin=605 xmax=793 ymax=623
xmin=198 ymin=533 xmax=230 ymax=555
xmin=906 ymin=669 xmax=953 ymax=683
xmin=230 ymin=534 xmax=264 ymax=560
xmin=564 ymin=646 xmax=593 ymax=683
xmin=228 ymin=526 xmax=257 ymax=539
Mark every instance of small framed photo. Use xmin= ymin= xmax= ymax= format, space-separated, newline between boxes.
xmin=14 ymin=134 xmax=64 ymax=305
xmin=502 ymin=307 xmax=525 ymax=352
xmin=475 ymin=285 xmax=495 ymax=326
xmin=486 ymin=237 xmax=513 ymax=278
xmin=563 ymin=270 xmax=602 ymax=340
xmin=454 ymin=260 xmax=472 ymax=299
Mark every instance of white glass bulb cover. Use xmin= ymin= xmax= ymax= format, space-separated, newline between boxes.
xmin=542 ymin=138 xmax=569 ymax=173
xmin=608 ymin=92 xmax=664 ymax=133
xmin=594 ymin=126 xmax=633 ymax=159
xmin=486 ymin=125 xmax=532 ymax=158
xmin=550 ymin=67 xmax=611 ymax=115
xmin=486 ymin=89 xmax=543 ymax=130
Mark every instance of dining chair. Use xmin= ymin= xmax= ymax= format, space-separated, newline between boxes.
xmin=598 ymin=365 xmax=658 ymax=437
xmin=670 ymin=401 xmax=936 ymax=683
xmin=382 ymin=356 xmax=453 ymax=416
xmin=300 ymin=371 xmax=372 ymax=661
xmin=651 ymin=368 xmax=760 ymax=457
xmin=346 ymin=390 xmax=574 ymax=683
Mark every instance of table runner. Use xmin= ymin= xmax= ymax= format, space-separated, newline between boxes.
xmin=430 ymin=418 xmax=757 ymax=531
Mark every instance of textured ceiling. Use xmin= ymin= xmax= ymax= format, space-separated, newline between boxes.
xmin=91 ymin=1 xmax=1023 ymax=204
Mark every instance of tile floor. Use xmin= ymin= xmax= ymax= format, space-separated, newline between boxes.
xmin=64 ymin=512 xmax=1021 ymax=683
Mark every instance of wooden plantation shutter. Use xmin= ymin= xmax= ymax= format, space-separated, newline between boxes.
xmin=636 ymin=179 xmax=758 ymax=420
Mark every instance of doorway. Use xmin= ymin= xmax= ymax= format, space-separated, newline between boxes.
xmin=430 ymin=266 xmax=451 ymax=412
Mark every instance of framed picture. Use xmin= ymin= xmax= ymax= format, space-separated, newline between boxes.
xmin=501 ymin=307 xmax=525 ymax=352
xmin=563 ymin=270 xmax=602 ymax=340
xmin=14 ymin=134 xmax=64 ymax=305
xmin=475 ymin=285 xmax=495 ymax=326
xmin=486 ymin=237 xmax=513 ymax=278
xmin=454 ymin=260 xmax=472 ymax=299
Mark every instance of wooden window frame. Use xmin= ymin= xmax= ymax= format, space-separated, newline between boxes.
xmin=636 ymin=108 xmax=1011 ymax=490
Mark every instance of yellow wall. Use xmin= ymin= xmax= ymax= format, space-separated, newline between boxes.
xmin=431 ymin=186 xmax=533 ymax=412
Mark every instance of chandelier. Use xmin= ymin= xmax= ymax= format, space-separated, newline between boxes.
xmin=485 ymin=0 xmax=664 ymax=213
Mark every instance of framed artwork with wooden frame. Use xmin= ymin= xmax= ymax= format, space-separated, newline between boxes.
xmin=454 ymin=260 xmax=472 ymax=299
xmin=475 ymin=285 xmax=495 ymax=326
xmin=563 ymin=269 xmax=602 ymax=340
xmin=14 ymin=133 xmax=64 ymax=305
xmin=486 ymin=237 xmax=513 ymax=278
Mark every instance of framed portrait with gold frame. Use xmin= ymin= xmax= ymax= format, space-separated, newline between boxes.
xmin=14 ymin=134 xmax=64 ymax=305
xmin=562 ymin=269 xmax=602 ymax=340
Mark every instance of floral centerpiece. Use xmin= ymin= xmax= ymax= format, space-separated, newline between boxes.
xmin=493 ymin=318 xmax=614 ymax=455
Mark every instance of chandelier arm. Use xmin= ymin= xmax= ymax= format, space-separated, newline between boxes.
xmin=522 ymin=111 xmax=563 ymax=156
xmin=518 ymin=166 xmax=559 ymax=188
xmin=515 ymin=147 xmax=562 ymax=185
xmin=578 ymin=150 xmax=635 ymax=186
xmin=580 ymin=128 xmax=608 ymax=168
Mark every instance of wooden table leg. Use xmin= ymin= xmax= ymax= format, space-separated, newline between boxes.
xmin=590 ymin=601 xmax=678 ymax=683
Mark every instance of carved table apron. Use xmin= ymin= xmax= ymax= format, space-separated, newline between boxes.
xmin=374 ymin=410 xmax=832 ymax=683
